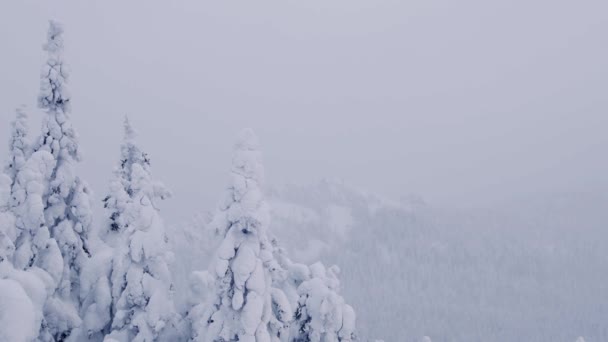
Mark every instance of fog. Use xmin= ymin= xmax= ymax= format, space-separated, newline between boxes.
xmin=1 ymin=0 xmax=607 ymax=222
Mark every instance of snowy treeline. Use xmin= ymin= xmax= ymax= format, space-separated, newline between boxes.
xmin=0 ymin=21 xmax=359 ymax=342
xmin=259 ymin=182 xmax=607 ymax=342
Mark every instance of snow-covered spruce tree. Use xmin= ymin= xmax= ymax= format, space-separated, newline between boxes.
xmin=190 ymin=128 xmax=292 ymax=342
xmin=103 ymin=118 xmax=180 ymax=342
xmin=290 ymin=262 xmax=356 ymax=342
xmin=0 ymin=173 xmax=50 ymax=342
xmin=29 ymin=20 xmax=94 ymax=341
xmin=0 ymin=174 xmax=16 ymax=264
xmin=9 ymin=150 xmax=64 ymax=341
xmin=11 ymin=150 xmax=60 ymax=272
xmin=101 ymin=117 xmax=150 ymax=245
xmin=5 ymin=106 xmax=30 ymax=204
xmin=2 ymin=107 xmax=31 ymax=257
xmin=77 ymin=117 xmax=145 ymax=340
xmin=2 ymin=107 xmax=31 ymax=269
xmin=78 ymin=241 xmax=112 ymax=341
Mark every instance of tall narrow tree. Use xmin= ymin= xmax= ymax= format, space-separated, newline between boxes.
xmin=5 ymin=106 xmax=30 ymax=206
xmin=103 ymin=118 xmax=179 ymax=342
xmin=32 ymin=20 xmax=93 ymax=341
xmin=0 ymin=174 xmax=48 ymax=342
xmin=78 ymin=117 xmax=145 ymax=341
xmin=0 ymin=174 xmax=16 ymax=264
xmin=101 ymin=117 xmax=149 ymax=244
xmin=191 ymin=128 xmax=292 ymax=342
xmin=10 ymin=149 xmax=64 ymax=341
xmin=3 ymin=107 xmax=31 ymax=262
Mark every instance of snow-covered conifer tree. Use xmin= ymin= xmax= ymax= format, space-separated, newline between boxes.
xmin=78 ymin=118 xmax=149 ymax=340
xmin=290 ymin=262 xmax=356 ymax=342
xmin=78 ymin=243 xmax=112 ymax=341
xmin=103 ymin=118 xmax=179 ymax=342
xmin=0 ymin=173 xmax=49 ymax=341
xmin=27 ymin=20 xmax=94 ymax=340
xmin=1 ymin=107 xmax=30 ymax=263
xmin=11 ymin=151 xmax=60 ymax=272
xmin=101 ymin=117 xmax=151 ymax=243
xmin=0 ymin=174 xmax=16 ymax=263
xmin=9 ymin=150 xmax=64 ymax=341
xmin=191 ymin=128 xmax=292 ymax=342
xmin=4 ymin=106 xmax=30 ymax=199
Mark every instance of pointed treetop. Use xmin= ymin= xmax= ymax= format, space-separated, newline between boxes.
xmin=15 ymin=105 xmax=27 ymax=121
xmin=123 ymin=115 xmax=137 ymax=141
xmin=38 ymin=20 xmax=70 ymax=113
xmin=43 ymin=20 xmax=64 ymax=54
xmin=235 ymin=127 xmax=260 ymax=152
xmin=11 ymin=106 xmax=29 ymax=146
xmin=232 ymin=128 xmax=264 ymax=185
xmin=120 ymin=116 xmax=149 ymax=170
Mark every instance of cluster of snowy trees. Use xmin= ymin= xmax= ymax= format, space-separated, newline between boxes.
xmin=0 ymin=21 xmax=357 ymax=342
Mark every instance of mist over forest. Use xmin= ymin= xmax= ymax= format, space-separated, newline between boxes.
xmin=1 ymin=2 xmax=607 ymax=342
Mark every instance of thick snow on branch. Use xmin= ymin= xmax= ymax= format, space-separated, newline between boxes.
xmin=4 ymin=106 xmax=30 ymax=187
xmin=191 ymin=129 xmax=278 ymax=342
xmin=11 ymin=20 xmax=96 ymax=341
xmin=38 ymin=20 xmax=71 ymax=115
xmin=290 ymin=262 xmax=356 ymax=342
xmin=98 ymin=119 xmax=180 ymax=342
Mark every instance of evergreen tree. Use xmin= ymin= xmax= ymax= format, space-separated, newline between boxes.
xmin=0 ymin=173 xmax=48 ymax=341
xmin=291 ymin=263 xmax=356 ymax=342
xmin=102 ymin=117 xmax=151 ymax=243
xmin=30 ymin=20 xmax=94 ymax=341
xmin=3 ymin=107 xmax=30 ymax=261
xmin=10 ymin=150 xmax=65 ymax=341
xmin=0 ymin=174 xmax=16 ymax=264
xmin=5 ymin=106 xmax=30 ymax=207
xmin=78 ymin=244 xmax=112 ymax=341
xmin=12 ymin=151 xmax=61 ymax=273
xmin=103 ymin=118 xmax=179 ymax=342
xmin=191 ymin=128 xmax=291 ymax=342
xmin=77 ymin=117 xmax=146 ymax=341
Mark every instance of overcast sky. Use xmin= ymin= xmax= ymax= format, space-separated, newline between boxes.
xmin=1 ymin=1 xmax=607 ymax=222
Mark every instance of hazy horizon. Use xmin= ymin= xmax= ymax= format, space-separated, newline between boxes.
xmin=1 ymin=1 xmax=607 ymax=223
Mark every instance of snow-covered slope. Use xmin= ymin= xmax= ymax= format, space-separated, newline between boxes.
xmin=172 ymin=180 xmax=608 ymax=342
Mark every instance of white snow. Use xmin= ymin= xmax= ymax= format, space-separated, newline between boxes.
xmin=0 ymin=277 xmax=39 ymax=341
xmin=4 ymin=17 xmax=604 ymax=342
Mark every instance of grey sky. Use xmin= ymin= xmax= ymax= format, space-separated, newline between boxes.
xmin=1 ymin=1 xmax=607 ymax=222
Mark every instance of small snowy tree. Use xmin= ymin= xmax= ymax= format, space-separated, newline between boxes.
xmin=28 ymin=20 xmax=94 ymax=340
xmin=0 ymin=173 xmax=50 ymax=341
xmin=0 ymin=174 xmax=16 ymax=263
xmin=191 ymin=128 xmax=292 ymax=342
xmin=291 ymin=263 xmax=356 ymax=342
xmin=4 ymin=106 xmax=30 ymax=203
xmin=101 ymin=117 xmax=151 ymax=243
xmin=12 ymin=151 xmax=61 ymax=273
xmin=1 ymin=171 xmax=59 ymax=342
xmin=78 ymin=245 xmax=113 ymax=341
xmin=103 ymin=119 xmax=179 ymax=342
xmin=78 ymin=118 xmax=152 ymax=340
xmin=9 ymin=150 xmax=65 ymax=341
xmin=2 ymin=107 xmax=30 ymax=258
